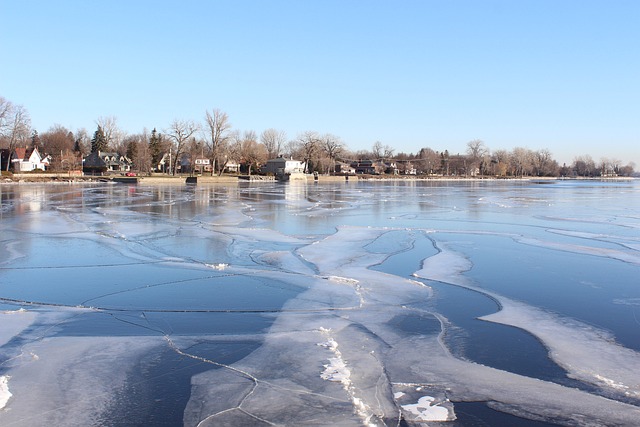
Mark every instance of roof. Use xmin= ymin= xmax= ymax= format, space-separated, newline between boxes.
xmin=13 ymin=147 xmax=40 ymax=161
xmin=83 ymin=151 xmax=107 ymax=169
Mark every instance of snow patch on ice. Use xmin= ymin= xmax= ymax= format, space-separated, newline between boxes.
xmin=318 ymin=332 xmax=351 ymax=386
xmin=205 ymin=262 xmax=229 ymax=270
xmin=326 ymin=276 xmax=359 ymax=286
xmin=0 ymin=376 xmax=11 ymax=410
xmin=402 ymin=396 xmax=449 ymax=421
xmin=317 ymin=327 xmax=381 ymax=426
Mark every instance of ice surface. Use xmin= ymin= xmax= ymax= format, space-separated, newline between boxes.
xmin=2 ymin=182 xmax=640 ymax=426
xmin=415 ymin=241 xmax=640 ymax=399
xmin=182 ymin=225 xmax=640 ymax=426
xmin=0 ymin=334 xmax=163 ymax=426
xmin=0 ymin=309 xmax=36 ymax=347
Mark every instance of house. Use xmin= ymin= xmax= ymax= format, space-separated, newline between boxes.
xmin=98 ymin=152 xmax=133 ymax=172
xmin=335 ymin=161 xmax=356 ymax=174
xmin=11 ymin=147 xmax=47 ymax=172
xmin=383 ymin=161 xmax=399 ymax=175
xmin=223 ymin=160 xmax=240 ymax=173
xmin=351 ymin=160 xmax=386 ymax=175
xmin=194 ymin=157 xmax=212 ymax=174
xmin=82 ymin=151 xmax=107 ymax=175
xmin=261 ymin=157 xmax=306 ymax=175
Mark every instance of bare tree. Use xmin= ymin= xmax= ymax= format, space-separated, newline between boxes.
xmin=239 ymin=130 xmax=266 ymax=175
xmin=96 ymin=116 xmax=123 ymax=152
xmin=260 ymin=128 xmax=287 ymax=159
xmin=1 ymin=101 xmax=31 ymax=171
xmin=165 ymin=119 xmax=199 ymax=175
xmin=382 ymin=144 xmax=395 ymax=159
xmin=532 ymin=149 xmax=557 ymax=177
xmin=0 ymin=96 xmax=13 ymax=135
xmin=372 ymin=141 xmax=383 ymax=159
xmin=204 ymin=108 xmax=232 ymax=175
xmin=492 ymin=149 xmax=510 ymax=176
xmin=466 ymin=139 xmax=488 ymax=159
xmin=510 ymin=147 xmax=534 ymax=177
xmin=123 ymin=132 xmax=153 ymax=174
xmin=418 ymin=147 xmax=439 ymax=175
xmin=41 ymin=125 xmax=75 ymax=170
xmin=618 ymin=162 xmax=636 ymax=177
xmin=321 ymin=133 xmax=344 ymax=174
xmin=74 ymin=128 xmax=91 ymax=155
xmin=465 ymin=139 xmax=488 ymax=176
xmin=296 ymin=131 xmax=321 ymax=173
xmin=223 ymin=130 xmax=244 ymax=173
xmin=573 ymin=155 xmax=596 ymax=177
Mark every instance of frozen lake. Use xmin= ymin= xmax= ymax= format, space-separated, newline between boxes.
xmin=1 ymin=179 xmax=639 ymax=426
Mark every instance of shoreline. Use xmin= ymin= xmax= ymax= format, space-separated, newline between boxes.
xmin=1 ymin=173 xmax=635 ymax=185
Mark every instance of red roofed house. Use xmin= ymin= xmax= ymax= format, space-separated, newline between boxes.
xmin=11 ymin=147 xmax=47 ymax=172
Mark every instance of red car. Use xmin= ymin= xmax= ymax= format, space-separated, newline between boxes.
xmin=125 ymin=172 xmax=136 ymax=177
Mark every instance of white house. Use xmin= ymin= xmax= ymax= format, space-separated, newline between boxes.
xmin=12 ymin=147 xmax=46 ymax=172
xmin=261 ymin=157 xmax=306 ymax=175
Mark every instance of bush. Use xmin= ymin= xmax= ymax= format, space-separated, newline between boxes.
xmin=1 ymin=170 xmax=13 ymax=178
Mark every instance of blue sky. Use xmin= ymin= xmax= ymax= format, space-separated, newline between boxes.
xmin=2 ymin=0 xmax=639 ymax=166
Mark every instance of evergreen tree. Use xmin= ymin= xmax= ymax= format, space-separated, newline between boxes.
xmin=30 ymin=130 xmax=41 ymax=151
xmin=149 ymin=128 xmax=163 ymax=168
xmin=91 ymin=125 xmax=107 ymax=153
xmin=126 ymin=139 xmax=138 ymax=163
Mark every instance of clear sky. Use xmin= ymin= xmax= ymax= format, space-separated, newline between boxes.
xmin=2 ymin=0 xmax=639 ymax=167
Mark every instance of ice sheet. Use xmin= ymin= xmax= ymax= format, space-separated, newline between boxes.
xmin=0 ymin=309 xmax=36 ymax=347
xmin=0 ymin=335 xmax=163 ymax=426
xmin=183 ymin=225 xmax=640 ymax=426
xmin=2 ymin=182 xmax=640 ymax=426
xmin=415 ymin=241 xmax=640 ymax=399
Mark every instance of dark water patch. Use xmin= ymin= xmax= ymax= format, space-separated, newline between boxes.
xmin=388 ymin=313 xmax=441 ymax=336
xmin=98 ymin=340 xmax=260 ymax=426
xmin=371 ymin=232 xmax=574 ymax=383
xmin=56 ymin=311 xmax=276 ymax=337
xmin=427 ymin=281 xmax=570 ymax=384
xmin=448 ymin=401 xmax=563 ymax=427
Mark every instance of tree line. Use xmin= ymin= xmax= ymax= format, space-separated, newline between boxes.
xmin=1 ymin=95 xmax=636 ymax=177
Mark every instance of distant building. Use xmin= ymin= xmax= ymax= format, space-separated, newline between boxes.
xmin=83 ymin=151 xmax=108 ymax=175
xmin=224 ymin=160 xmax=240 ymax=173
xmin=335 ymin=161 xmax=356 ymax=174
xmin=261 ymin=157 xmax=306 ymax=175
xmin=98 ymin=152 xmax=132 ymax=172
xmin=351 ymin=160 xmax=387 ymax=175
xmin=194 ymin=157 xmax=212 ymax=174
xmin=10 ymin=147 xmax=47 ymax=172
